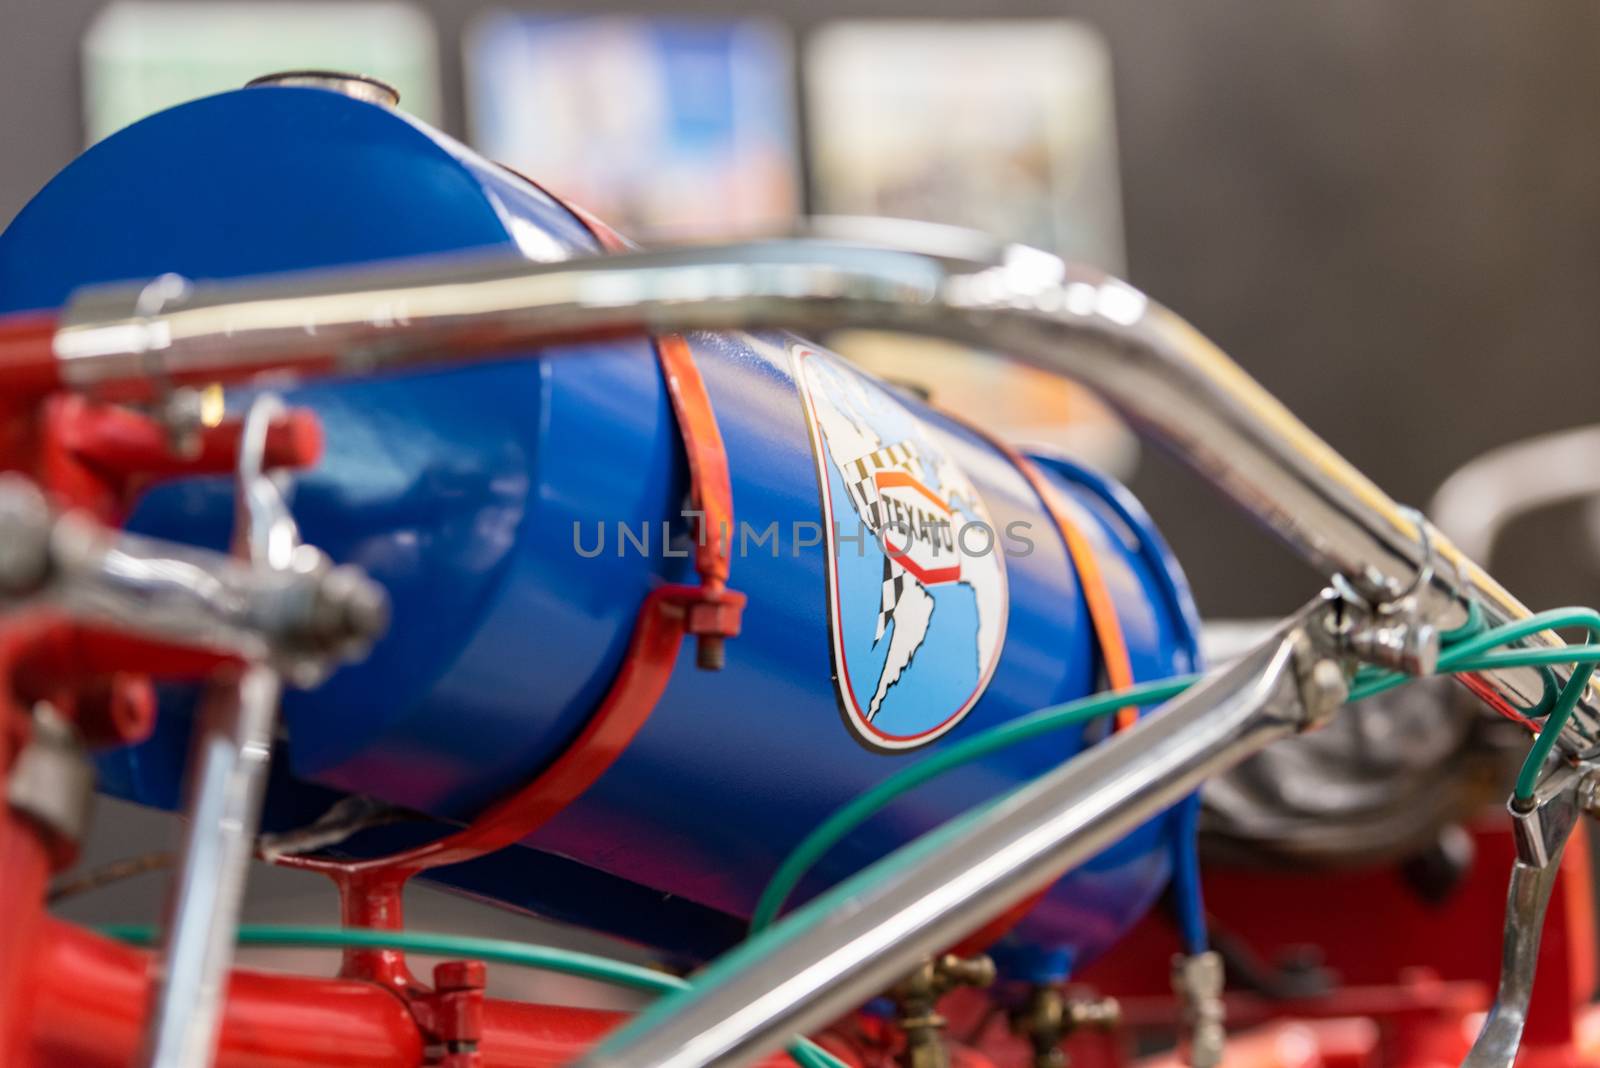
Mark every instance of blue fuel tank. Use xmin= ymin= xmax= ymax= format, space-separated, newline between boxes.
xmin=0 ymin=84 xmax=1200 ymax=969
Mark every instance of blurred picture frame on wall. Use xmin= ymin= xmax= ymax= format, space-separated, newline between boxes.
xmin=82 ymin=0 xmax=442 ymax=143
xmin=465 ymin=12 xmax=800 ymax=241
xmin=806 ymin=18 xmax=1124 ymax=273
xmin=805 ymin=19 xmax=1134 ymax=474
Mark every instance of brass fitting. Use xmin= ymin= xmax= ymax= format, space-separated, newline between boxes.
xmin=1010 ymin=986 xmax=1121 ymax=1068
xmin=891 ymin=953 xmax=997 ymax=1068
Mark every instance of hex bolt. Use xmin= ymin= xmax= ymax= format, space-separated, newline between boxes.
xmin=309 ymin=563 xmax=390 ymax=649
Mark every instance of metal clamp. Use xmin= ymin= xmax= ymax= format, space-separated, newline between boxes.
xmin=6 ymin=701 xmax=95 ymax=864
xmin=129 ymin=274 xmax=214 ymax=458
xmin=1326 ymin=518 xmax=1443 ymax=679
xmin=0 ymin=473 xmax=385 ymax=684
xmin=1171 ymin=951 xmax=1226 ymax=1068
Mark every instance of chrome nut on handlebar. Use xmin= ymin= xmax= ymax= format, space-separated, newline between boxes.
xmin=0 ymin=472 xmax=387 ymax=684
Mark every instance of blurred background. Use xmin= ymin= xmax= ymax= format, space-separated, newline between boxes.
xmin=8 ymin=0 xmax=1600 ymax=983
xmin=8 ymin=0 xmax=1600 ymax=627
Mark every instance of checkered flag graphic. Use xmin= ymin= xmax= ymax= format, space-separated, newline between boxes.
xmin=875 ymin=554 xmax=907 ymax=643
xmin=842 ymin=440 xmax=920 ymax=535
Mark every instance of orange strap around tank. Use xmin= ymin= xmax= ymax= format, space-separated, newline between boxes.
xmin=944 ymin=425 xmax=1138 ymax=957
xmin=956 ymin=424 xmax=1138 ymax=729
xmin=1010 ymin=451 xmax=1139 ymax=730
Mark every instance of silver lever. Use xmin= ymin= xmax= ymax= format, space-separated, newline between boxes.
xmin=1462 ymin=762 xmax=1594 ymax=1068
xmin=138 ymin=396 xmax=314 ymax=1068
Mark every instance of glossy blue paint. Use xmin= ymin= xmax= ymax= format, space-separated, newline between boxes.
xmin=0 ymin=85 xmax=1200 ymax=967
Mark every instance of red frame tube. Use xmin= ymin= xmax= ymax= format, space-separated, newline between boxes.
xmin=20 ymin=917 xmax=831 ymax=1068
xmin=0 ymin=311 xmax=61 ymax=401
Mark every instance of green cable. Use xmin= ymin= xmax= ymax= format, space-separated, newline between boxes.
xmin=1513 ymin=652 xmax=1596 ymax=802
xmin=747 ymin=675 xmax=1197 ymax=933
xmin=1347 ymin=606 xmax=1600 ymax=704
xmin=95 ymin=603 xmax=1600 ymax=1062
xmin=752 ymin=604 xmax=1600 ymax=933
xmin=1440 ymin=598 xmax=1486 ymax=644
xmin=1459 ymin=646 xmax=1600 ymax=670
xmin=98 ymin=924 xmax=846 ymax=1068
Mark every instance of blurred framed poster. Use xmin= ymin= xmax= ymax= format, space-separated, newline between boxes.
xmin=466 ymin=13 xmax=800 ymax=239
xmin=806 ymin=19 xmax=1124 ymax=272
xmin=83 ymin=1 xmax=442 ymax=144
xmin=807 ymin=21 xmax=1133 ymax=473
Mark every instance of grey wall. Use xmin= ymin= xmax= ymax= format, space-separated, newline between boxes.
xmin=4 ymin=0 xmax=1599 ymax=619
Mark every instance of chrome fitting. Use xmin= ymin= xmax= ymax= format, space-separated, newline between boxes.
xmin=0 ymin=483 xmax=388 ymax=684
xmin=7 ymin=702 xmax=95 ymax=862
xmin=246 ymin=70 xmax=401 ymax=108
xmin=1286 ymin=613 xmax=1352 ymax=731
xmin=1320 ymin=579 xmax=1440 ymax=678
xmin=1171 ymin=951 xmax=1226 ymax=1068
xmin=1344 ymin=613 xmax=1439 ymax=677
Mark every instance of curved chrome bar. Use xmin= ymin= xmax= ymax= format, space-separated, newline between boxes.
xmin=53 ymin=233 xmax=1600 ymax=755
xmin=578 ymin=599 xmax=1347 ymax=1068
xmin=1430 ymin=424 xmax=1600 ymax=564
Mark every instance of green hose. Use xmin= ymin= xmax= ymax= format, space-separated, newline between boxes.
xmin=98 ymin=924 xmax=846 ymax=1068
xmin=98 ymin=603 xmax=1600 ymax=1066
xmin=747 ymin=675 xmax=1197 ymax=933
xmin=752 ymin=604 xmax=1600 ymax=932
xmin=1513 ymin=654 xmax=1596 ymax=801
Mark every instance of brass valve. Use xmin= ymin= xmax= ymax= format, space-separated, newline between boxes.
xmin=891 ymin=953 xmax=997 ymax=1068
xmin=1010 ymin=985 xmax=1121 ymax=1068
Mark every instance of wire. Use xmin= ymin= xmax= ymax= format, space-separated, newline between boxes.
xmin=747 ymin=676 xmax=1197 ymax=934
xmin=1440 ymin=598 xmax=1487 ymax=644
xmin=1171 ymin=793 xmax=1208 ymax=954
xmin=98 ymin=924 xmax=846 ymax=1068
xmin=750 ymin=604 xmax=1600 ymax=934
xmin=1514 ymin=653 xmax=1596 ymax=801
xmin=49 ymin=851 xmax=174 ymax=903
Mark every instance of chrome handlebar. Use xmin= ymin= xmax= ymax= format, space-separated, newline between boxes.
xmin=51 ymin=230 xmax=1599 ymax=756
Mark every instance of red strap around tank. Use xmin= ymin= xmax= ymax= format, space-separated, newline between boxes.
xmin=275 ymin=187 xmax=745 ymax=970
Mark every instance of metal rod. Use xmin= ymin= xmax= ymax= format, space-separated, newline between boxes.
xmin=51 ymin=233 xmax=1598 ymax=754
xmin=576 ymin=611 xmax=1340 ymax=1068
xmin=139 ymin=398 xmax=299 ymax=1068
xmin=1462 ymin=763 xmax=1590 ymax=1068
xmin=137 ymin=663 xmax=280 ymax=1068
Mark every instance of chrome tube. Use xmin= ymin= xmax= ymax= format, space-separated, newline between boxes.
xmin=137 ymin=663 xmax=280 ymax=1068
xmin=576 ymin=610 xmax=1341 ymax=1068
xmin=51 ymin=234 xmax=1598 ymax=752
xmin=1430 ymin=425 xmax=1600 ymax=564
xmin=139 ymin=397 xmax=300 ymax=1068
xmin=1461 ymin=762 xmax=1591 ymax=1068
